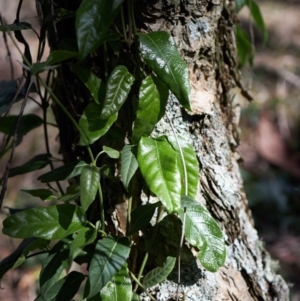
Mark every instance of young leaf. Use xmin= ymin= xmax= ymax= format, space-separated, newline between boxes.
xmin=78 ymin=105 xmax=118 ymax=145
xmin=102 ymin=146 xmax=120 ymax=159
xmin=100 ymin=66 xmax=134 ymax=120
xmin=132 ymin=75 xmax=168 ymax=144
xmin=2 ymin=204 xmax=86 ymax=240
xmin=21 ymin=189 xmax=55 ymax=201
xmin=167 ymin=135 xmax=199 ymax=199
xmin=88 ymin=235 xmax=130 ymax=298
xmin=0 ymin=22 xmax=32 ymax=32
xmin=128 ymin=202 xmax=160 ymax=236
xmin=120 ymin=145 xmax=138 ymax=190
xmin=179 ymin=195 xmax=226 ymax=272
xmin=38 ymin=161 xmax=88 ymax=182
xmin=236 ymin=25 xmax=253 ymax=66
xmin=139 ymin=32 xmax=191 ymax=110
xmin=69 ymin=63 xmax=105 ymax=104
xmin=58 ymin=185 xmax=80 ymax=202
xmin=9 ymin=154 xmax=49 ymax=177
xmin=69 ymin=227 xmax=97 ymax=260
xmin=143 ymin=256 xmax=176 ymax=288
xmin=46 ymin=50 xmax=78 ymax=65
xmin=100 ymin=264 xmax=133 ymax=301
xmin=76 ymin=0 xmax=124 ymax=60
xmin=80 ymin=165 xmax=100 ymax=212
xmin=137 ymin=136 xmax=181 ymax=213
xmin=43 ymin=271 xmax=85 ymax=301
xmin=0 ymin=114 xmax=42 ymax=145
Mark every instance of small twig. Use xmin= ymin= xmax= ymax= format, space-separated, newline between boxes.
xmin=130 ymin=272 xmax=158 ymax=301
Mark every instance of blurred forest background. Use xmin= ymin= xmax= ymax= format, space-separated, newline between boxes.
xmin=0 ymin=0 xmax=299 ymax=300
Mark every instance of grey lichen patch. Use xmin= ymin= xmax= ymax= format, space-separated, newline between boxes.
xmin=188 ymin=18 xmax=211 ymax=41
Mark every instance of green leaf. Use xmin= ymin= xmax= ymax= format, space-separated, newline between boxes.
xmin=2 ymin=204 xmax=86 ymax=240
xmin=0 ymin=22 xmax=32 ymax=32
xmin=245 ymin=0 xmax=267 ymax=42
xmin=69 ymin=227 xmax=97 ymax=260
xmin=179 ymin=196 xmax=226 ymax=272
xmin=69 ymin=63 xmax=105 ymax=104
xmin=39 ymin=248 xmax=69 ymax=299
xmin=9 ymin=154 xmax=49 ymax=177
xmin=38 ymin=161 xmax=88 ymax=182
xmin=78 ymin=104 xmax=118 ymax=145
xmin=100 ymin=66 xmax=134 ymax=120
xmin=131 ymin=293 xmax=140 ymax=301
xmin=235 ymin=0 xmax=246 ymax=12
xmin=100 ymin=264 xmax=132 ymax=301
xmin=128 ymin=202 xmax=160 ymax=236
xmin=120 ymin=145 xmax=138 ymax=190
xmin=137 ymin=136 xmax=181 ymax=213
xmin=0 ymin=80 xmax=27 ymax=114
xmin=139 ymin=32 xmax=191 ymax=110
xmin=132 ymin=75 xmax=168 ymax=144
xmin=167 ymin=135 xmax=199 ymax=199
xmin=88 ymin=235 xmax=130 ymax=298
xmin=43 ymin=271 xmax=85 ymax=301
xmin=236 ymin=25 xmax=253 ymax=66
xmin=58 ymin=185 xmax=80 ymax=202
xmin=143 ymin=256 xmax=176 ymax=288
xmin=46 ymin=50 xmax=78 ymax=65
xmin=80 ymin=165 xmax=100 ymax=212
xmin=0 ymin=114 xmax=42 ymax=145
xmin=21 ymin=189 xmax=55 ymax=201
xmin=0 ymin=238 xmax=35 ymax=279
xmin=76 ymin=0 xmax=124 ymax=60
xmin=30 ymin=62 xmax=60 ymax=75
xmin=102 ymin=146 xmax=120 ymax=159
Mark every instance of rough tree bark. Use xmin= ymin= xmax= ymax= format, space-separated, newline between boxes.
xmin=51 ymin=0 xmax=290 ymax=300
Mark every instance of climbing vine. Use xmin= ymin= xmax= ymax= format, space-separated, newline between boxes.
xmin=0 ymin=1 xmax=226 ymax=300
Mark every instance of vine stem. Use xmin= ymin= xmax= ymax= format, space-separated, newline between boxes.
xmin=130 ymin=272 xmax=157 ymax=301
xmin=166 ymin=112 xmax=188 ymax=301
xmin=133 ymin=205 xmax=164 ymax=292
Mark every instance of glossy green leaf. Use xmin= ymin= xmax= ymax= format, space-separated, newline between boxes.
xmin=80 ymin=165 xmax=100 ymax=212
xmin=58 ymin=185 xmax=80 ymax=202
xmin=40 ymin=248 xmax=69 ymax=299
xmin=21 ymin=189 xmax=55 ymax=201
xmin=2 ymin=204 xmax=86 ymax=240
xmin=103 ymin=146 xmax=120 ymax=159
xmin=88 ymin=235 xmax=130 ymax=298
xmin=78 ymin=103 xmax=118 ymax=145
xmin=132 ymin=75 xmax=168 ymax=143
xmin=76 ymin=0 xmax=124 ymax=60
xmin=69 ymin=63 xmax=105 ymax=104
xmin=137 ymin=136 xmax=181 ymax=213
xmin=143 ymin=256 xmax=176 ymax=288
xmin=167 ymin=135 xmax=199 ymax=199
xmin=69 ymin=227 xmax=97 ymax=260
xmin=100 ymin=66 xmax=134 ymax=120
xmin=0 ymin=114 xmax=42 ymax=145
xmin=43 ymin=271 xmax=85 ymax=301
xmin=9 ymin=154 xmax=49 ymax=177
xmin=139 ymin=32 xmax=191 ymax=110
xmin=128 ymin=202 xmax=160 ymax=235
xmin=179 ymin=196 xmax=226 ymax=272
xmin=0 ymin=22 xmax=32 ymax=32
xmin=38 ymin=161 xmax=87 ymax=182
xmin=120 ymin=145 xmax=138 ymax=190
xmin=100 ymin=264 xmax=132 ymax=301
xmin=46 ymin=50 xmax=78 ymax=65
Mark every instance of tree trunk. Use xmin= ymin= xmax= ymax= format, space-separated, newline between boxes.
xmin=52 ymin=0 xmax=289 ymax=300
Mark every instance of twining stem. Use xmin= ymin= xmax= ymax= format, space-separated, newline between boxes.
xmin=130 ymin=272 xmax=157 ymax=301
xmin=97 ymin=182 xmax=105 ymax=232
xmin=166 ymin=112 xmax=188 ymax=301
xmin=134 ymin=205 xmax=165 ymax=292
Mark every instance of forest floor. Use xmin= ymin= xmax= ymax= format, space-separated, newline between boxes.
xmin=0 ymin=0 xmax=300 ymax=300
